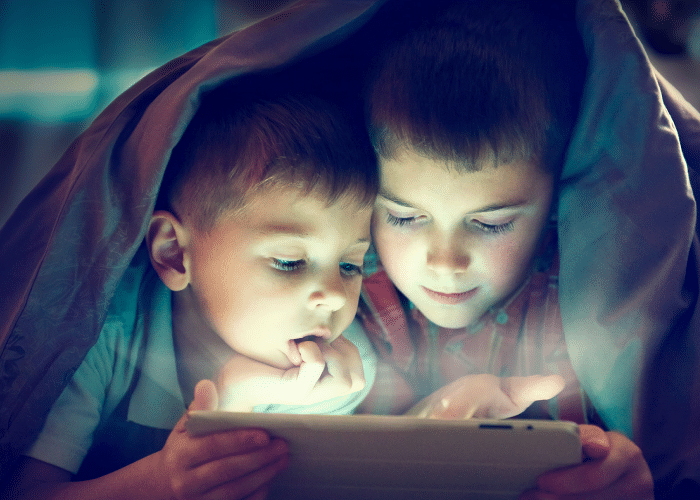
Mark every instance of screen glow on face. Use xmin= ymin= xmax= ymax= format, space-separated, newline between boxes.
xmin=372 ymin=147 xmax=554 ymax=329
xmin=182 ymin=187 xmax=372 ymax=369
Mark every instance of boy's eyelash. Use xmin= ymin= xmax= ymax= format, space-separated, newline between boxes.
xmin=272 ymin=259 xmax=305 ymax=272
xmin=387 ymin=212 xmax=514 ymax=235
xmin=386 ymin=213 xmax=417 ymax=227
xmin=474 ymin=220 xmax=515 ymax=234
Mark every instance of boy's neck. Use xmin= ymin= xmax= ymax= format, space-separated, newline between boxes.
xmin=171 ymin=288 xmax=234 ymax=405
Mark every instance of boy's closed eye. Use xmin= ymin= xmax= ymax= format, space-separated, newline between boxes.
xmin=380 ymin=197 xmax=519 ymax=235
xmin=470 ymin=219 xmax=516 ymax=235
xmin=386 ymin=212 xmax=422 ymax=227
xmin=272 ymin=258 xmax=306 ymax=272
xmin=385 ymin=211 xmax=516 ymax=235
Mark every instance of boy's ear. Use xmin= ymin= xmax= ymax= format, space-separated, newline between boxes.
xmin=147 ymin=211 xmax=191 ymax=291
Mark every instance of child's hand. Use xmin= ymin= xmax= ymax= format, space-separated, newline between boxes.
xmin=406 ymin=373 xmax=565 ymax=419
xmin=218 ymin=335 xmax=365 ymax=411
xmin=158 ymin=380 xmax=290 ymax=500
xmin=519 ymin=424 xmax=654 ymax=500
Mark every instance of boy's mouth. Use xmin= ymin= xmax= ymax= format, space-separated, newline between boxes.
xmin=295 ymin=335 xmax=316 ymax=344
xmin=422 ymin=286 xmax=478 ymax=305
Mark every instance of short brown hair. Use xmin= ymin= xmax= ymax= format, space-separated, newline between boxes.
xmin=368 ymin=0 xmax=586 ymax=175
xmin=159 ymin=76 xmax=379 ymax=229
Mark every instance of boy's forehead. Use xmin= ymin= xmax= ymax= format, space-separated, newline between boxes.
xmin=232 ymin=185 xmax=371 ymax=236
xmin=249 ymin=180 xmax=371 ymax=206
xmin=377 ymin=148 xmax=553 ymax=209
xmin=380 ymin=142 xmax=546 ymax=172
xmin=379 ymin=148 xmax=540 ymax=180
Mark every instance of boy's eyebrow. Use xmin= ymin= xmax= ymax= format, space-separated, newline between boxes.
xmin=378 ymin=189 xmax=528 ymax=213
xmin=377 ymin=190 xmax=416 ymax=208
xmin=257 ymin=224 xmax=310 ymax=238
xmin=467 ymin=201 xmax=528 ymax=213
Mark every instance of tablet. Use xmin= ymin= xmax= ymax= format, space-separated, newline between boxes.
xmin=186 ymin=411 xmax=581 ymax=500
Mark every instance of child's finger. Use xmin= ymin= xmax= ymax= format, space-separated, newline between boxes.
xmin=579 ymin=424 xmax=610 ymax=460
xmin=409 ymin=400 xmax=434 ymax=418
xmin=407 ymin=374 xmax=493 ymax=419
xmin=173 ymin=380 xmax=219 ymax=437
xmin=330 ymin=336 xmax=365 ymax=388
xmin=321 ymin=337 xmax=365 ymax=392
xmin=204 ymin=453 xmax=289 ymax=500
xmin=191 ymin=379 xmax=219 ymax=412
xmin=534 ymin=430 xmax=651 ymax=497
xmin=295 ymin=341 xmax=326 ymax=388
xmin=318 ymin=346 xmax=352 ymax=390
xmin=178 ymin=429 xmax=273 ymax=470
xmin=423 ymin=374 xmax=565 ymax=420
xmin=175 ymin=440 xmax=289 ymax=499
xmin=500 ymin=374 xmax=565 ymax=413
xmin=297 ymin=339 xmax=324 ymax=365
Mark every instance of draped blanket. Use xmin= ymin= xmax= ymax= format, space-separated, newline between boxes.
xmin=1 ymin=0 xmax=699 ymax=495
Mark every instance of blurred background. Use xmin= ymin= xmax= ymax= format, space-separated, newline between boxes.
xmin=0 ymin=0 xmax=296 ymax=227
xmin=1 ymin=0 xmax=699 ymax=227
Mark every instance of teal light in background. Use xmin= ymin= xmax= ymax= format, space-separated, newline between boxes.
xmin=0 ymin=0 xmax=219 ymax=227
xmin=0 ymin=69 xmax=100 ymax=122
xmin=0 ymin=0 xmax=97 ymax=121
xmin=0 ymin=0 xmax=217 ymax=122
xmin=94 ymin=0 xmax=218 ymax=114
xmin=0 ymin=0 xmax=97 ymax=69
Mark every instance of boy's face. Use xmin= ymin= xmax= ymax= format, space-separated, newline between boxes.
xmin=372 ymin=146 xmax=554 ymax=329
xmin=183 ymin=187 xmax=372 ymax=370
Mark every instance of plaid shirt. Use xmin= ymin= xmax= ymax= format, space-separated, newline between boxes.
xmin=357 ymin=236 xmax=603 ymax=427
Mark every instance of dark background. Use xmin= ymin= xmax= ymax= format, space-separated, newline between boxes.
xmin=1 ymin=0 xmax=698 ymax=227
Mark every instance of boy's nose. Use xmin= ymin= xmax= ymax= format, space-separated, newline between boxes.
xmin=308 ymin=273 xmax=347 ymax=311
xmin=426 ymin=238 xmax=469 ymax=275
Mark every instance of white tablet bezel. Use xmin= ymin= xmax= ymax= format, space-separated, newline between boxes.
xmin=186 ymin=411 xmax=581 ymax=500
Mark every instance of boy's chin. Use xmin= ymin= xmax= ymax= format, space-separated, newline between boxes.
xmin=429 ymin=317 xmax=473 ymax=330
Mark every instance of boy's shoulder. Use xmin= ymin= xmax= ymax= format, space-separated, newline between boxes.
xmin=88 ymin=246 xmax=182 ymax=428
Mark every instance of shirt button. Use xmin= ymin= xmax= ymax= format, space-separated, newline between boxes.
xmin=496 ymin=310 xmax=509 ymax=325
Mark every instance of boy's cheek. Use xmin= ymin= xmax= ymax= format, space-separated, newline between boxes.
xmin=345 ymin=279 xmax=364 ymax=310
xmin=372 ymin=215 xmax=412 ymax=254
xmin=374 ymin=239 xmax=418 ymax=292
xmin=372 ymin=228 xmax=408 ymax=266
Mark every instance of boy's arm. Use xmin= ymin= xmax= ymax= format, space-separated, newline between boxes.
xmin=2 ymin=381 xmax=289 ymax=500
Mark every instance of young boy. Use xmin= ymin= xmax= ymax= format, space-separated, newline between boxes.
xmin=358 ymin=1 xmax=655 ymax=498
xmin=2 ymin=77 xmax=378 ymax=499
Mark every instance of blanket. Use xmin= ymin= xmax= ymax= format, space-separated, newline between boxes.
xmin=1 ymin=0 xmax=699 ymax=496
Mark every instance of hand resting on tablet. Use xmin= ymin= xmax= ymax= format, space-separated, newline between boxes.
xmin=162 ymin=380 xmax=289 ymax=500
xmin=519 ymin=424 xmax=654 ymax=500
xmin=406 ymin=373 xmax=566 ymax=420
